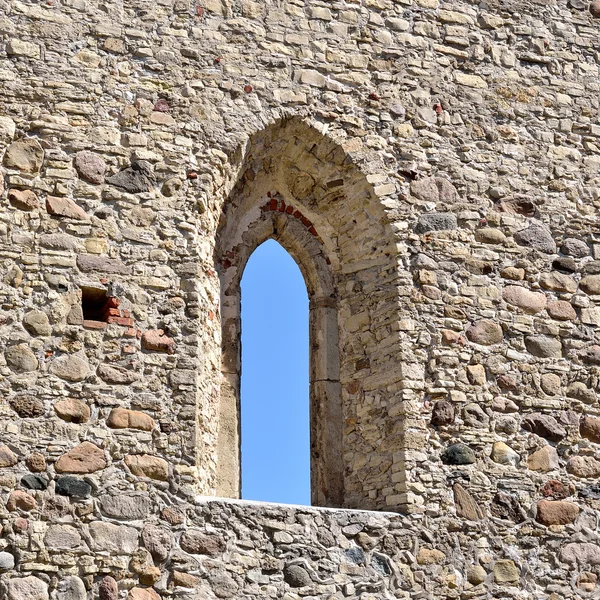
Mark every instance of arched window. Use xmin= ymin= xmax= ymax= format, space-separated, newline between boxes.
xmin=240 ymin=239 xmax=310 ymax=504
xmin=216 ymin=202 xmax=344 ymax=507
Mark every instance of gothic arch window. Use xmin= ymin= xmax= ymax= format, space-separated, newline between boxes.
xmin=216 ymin=200 xmax=344 ymax=507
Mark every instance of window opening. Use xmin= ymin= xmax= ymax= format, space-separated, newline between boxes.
xmin=240 ymin=240 xmax=310 ymax=505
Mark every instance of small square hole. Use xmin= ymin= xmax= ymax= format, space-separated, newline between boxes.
xmin=81 ymin=287 xmax=109 ymax=326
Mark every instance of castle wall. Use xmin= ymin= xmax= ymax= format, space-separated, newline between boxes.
xmin=0 ymin=0 xmax=599 ymax=597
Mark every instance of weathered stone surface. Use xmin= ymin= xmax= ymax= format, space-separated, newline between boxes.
xmin=522 ymin=413 xmax=566 ymax=441
xmin=180 ymin=530 xmax=226 ymax=556
xmin=453 ymin=483 xmax=483 ymax=520
xmin=49 ymin=354 xmax=90 ymax=382
xmin=442 ymin=443 xmax=476 ymax=465
xmin=8 ymin=189 xmax=39 ymax=210
xmin=491 ymin=492 xmax=525 ymax=523
xmin=46 ymin=196 xmax=89 ymax=221
xmin=54 ymin=399 xmax=91 ymax=423
xmin=580 ymin=416 xmax=600 ymax=443
xmin=561 ymin=543 xmax=600 ymax=565
xmin=142 ymin=524 xmax=172 ymax=562
xmin=528 ymin=446 xmax=559 ymax=472
xmin=467 ymin=565 xmax=487 ymax=585
xmin=45 ymin=525 xmax=82 ymax=550
xmin=125 ymin=454 xmax=168 ymax=480
xmin=128 ymin=589 xmax=161 ymax=600
xmin=9 ymin=395 xmax=44 ymax=418
xmin=493 ymin=559 xmax=520 ymax=584
xmin=7 ymin=576 xmax=49 ymax=600
xmin=56 ymin=476 xmax=92 ymax=498
xmin=106 ymin=161 xmax=154 ymax=193
xmin=56 ymin=576 xmax=86 ymax=600
xmin=98 ymin=577 xmax=118 ymax=600
xmin=513 ymin=222 xmax=556 ymax=254
xmin=107 ymin=408 xmax=154 ymax=430
xmin=536 ymin=500 xmax=579 ymax=526
xmin=0 ymin=552 xmax=15 ymax=570
xmin=540 ymin=373 xmax=561 ymax=396
xmin=3 ymin=138 xmax=44 ymax=173
xmin=161 ymin=507 xmax=184 ymax=525
xmin=561 ymin=238 xmax=589 ymax=257
xmin=491 ymin=441 xmax=520 ymax=466
xmin=76 ymin=255 xmax=132 ymax=275
xmin=502 ymin=286 xmax=547 ymax=314
xmin=466 ymin=320 xmax=503 ymax=345
xmin=0 ymin=444 xmax=17 ymax=467
xmin=5 ymin=344 xmax=38 ymax=372
xmin=474 ymin=227 xmax=506 ymax=244
xmin=7 ymin=490 xmax=36 ymax=511
xmin=55 ymin=442 xmax=106 ymax=474
xmin=410 ymin=177 xmax=459 ymax=204
xmin=26 ymin=452 xmax=46 ymax=472
xmin=430 ymin=400 xmax=454 ymax=426
xmin=89 ymin=521 xmax=139 ymax=554
xmin=97 ymin=363 xmax=139 ymax=384
xmin=283 ymin=564 xmax=312 ymax=587
xmin=590 ymin=0 xmax=600 ymax=17
xmin=524 ymin=335 xmax=562 ymax=358
xmin=23 ymin=310 xmax=51 ymax=336
xmin=21 ymin=474 xmax=47 ymax=490
xmin=141 ymin=329 xmax=176 ymax=354
xmin=540 ymin=480 xmax=572 ymax=500
xmin=547 ymin=300 xmax=577 ymax=321
xmin=580 ymin=275 xmax=600 ymax=295
xmin=74 ymin=151 xmax=106 ymax=184
xmin=567 ymin=456 xmax=600 ymax=478
xmin=99 ymin=493 xmax=152 ymax=520
xmin=539 ymin=272 xmax=577 ymax=293
xmin=567 ymin=382 xmax=596 ymax=403
xmin=415 ymin=212 xmax=458 ymax=233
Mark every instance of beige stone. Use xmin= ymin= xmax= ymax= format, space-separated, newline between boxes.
xmin=128 ymin=588 xmax=161 ymax=600
xmin=528 ymin=446 xmax=559 ymax=472
xmin=580 ymin=275 xmax=600 ymax=295
xmin=107 ymin=408 xmax=155 ymax=431
xmin=54 ymin=399 xmax=91 ymax=423
xmin=466 ymin=320 xmax=503 ymax=345
xmin=491 ymin=441 xmax=520 ymax=466
xmin=125 ymin=454 xmax=168 ymax=480
xmin=417 ymin=547 xmax=446 ymax=565
xmin=539 ymin=272 xmax=577 ymax=293
xmin=3 ymin=138 xmax=44 ymax=172
xmin=7 ymin=490 xmax=36 ymax=512
xmin=493 ymin=559 xmax=519 ymax=584
xmin=580 ymin=416 xmax=600 ymax=443
xmin=567 ymin=456 xmax=600 ymax=478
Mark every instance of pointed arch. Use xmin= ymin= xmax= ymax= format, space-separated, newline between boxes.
xmin=213 ymin=116 xmax=408 ymax=510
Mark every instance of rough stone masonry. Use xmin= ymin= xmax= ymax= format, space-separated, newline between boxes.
xmin=0 ymin=0 xmax=600 ymax=598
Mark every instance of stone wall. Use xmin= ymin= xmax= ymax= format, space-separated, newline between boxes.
xmin=0 ymin=0 xmax=600 ymax=598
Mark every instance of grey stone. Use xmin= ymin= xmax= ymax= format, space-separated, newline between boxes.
xmin=23 ymin=310 xmax=51 ymax=336
xmin=99 ymin=493 xmax=152 ymax=520
xmin=208 ymin=569 xmax=239 ymax=599
xmin=0 ymin=551 xmax=15 ymax=570
xmin=522 ymin=413 xmax=567 ymax=442
xmin=56 ymin=577 xmax=86 ymax=600
xmin=45 ymin=524 xmax=82 ymax=550
xmin=442 ymin=443 xmax=476 ymax=465
xmin=7 ymin=576 xmax=49 ymax=600
xmin=410 ymin=177 xmax=459 ymax=205
xmin=3 ymin=138 xmax=44 ymax=173
xmin=5 ymin=344 xmax=38 ymax=372
xmin=524 ymin=335 xmax=562 ymax=358
xmin=514 ymin=222 xmax=556 ymax=254
xmin=76 ymin=254 xmax=132 ymax=275
xmin=74 ymin=151 xmax=106 ymax=184
xmin=49 ymin=354 xmax=90 ymax=382
xmin=89 ymin=521 xmax=139 ymax=553
xmin=97 ymin=363 xmax=139 ymax=384
xmin=466 ymin=320 xmax=503 ymax=345
xmin=561 ymin=237 xmax=589 ymax=257
xmin=142 ymin=524 xmax=173 ymax=562
xmin=415 ymin=212 xmax=458 ymax=234
xmin=56 ymin=476 xmax=92 ymax=498
xmin=284 ymin=564 xmax=312 ymax=587
xmin=21 ymin=474 xmax=47 ymax=490
xmin=106 ymin=161 xmax=154 ymax=193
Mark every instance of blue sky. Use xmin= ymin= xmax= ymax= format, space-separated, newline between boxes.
xmin=240 ymin=239 xmax=311 ymax=505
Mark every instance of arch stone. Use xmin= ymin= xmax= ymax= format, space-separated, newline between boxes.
xmin=213 ymin=117 xmax=408 ymax=510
